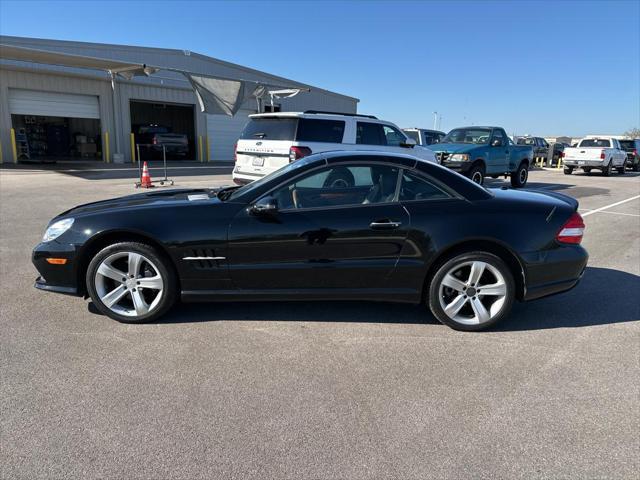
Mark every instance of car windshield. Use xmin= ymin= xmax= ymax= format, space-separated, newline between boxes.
xmin=579 ymin=139 xmax=611 ymax=147
xmin=442 ymin=128 xmax=492 ymax=144
xmin=226 ymin=156 xmax=319 ymax=201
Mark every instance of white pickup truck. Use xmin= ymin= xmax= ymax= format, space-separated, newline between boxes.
xmin=563 ymin=137 xmax=627 ymax=176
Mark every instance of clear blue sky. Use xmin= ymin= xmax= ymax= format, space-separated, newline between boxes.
xmin=1 ymin=0 xmax=638 ymax=136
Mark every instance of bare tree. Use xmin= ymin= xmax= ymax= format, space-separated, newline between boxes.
xmin=623 ymin=127 xmax=640 ymax=138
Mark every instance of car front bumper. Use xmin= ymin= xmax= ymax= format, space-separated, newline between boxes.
xmin=441 ymin=161 xmax=473 ymax=173
xmin=32 ymin=241 xmax=81 ymax=296
xmin=522 ymin=245 xmax=588 ymax=301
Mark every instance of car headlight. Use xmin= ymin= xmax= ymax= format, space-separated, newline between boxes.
xmin=43 ymin=218 xmax=74 ymax=242
xmin=448 ymin=154 xmax=470 ymax=162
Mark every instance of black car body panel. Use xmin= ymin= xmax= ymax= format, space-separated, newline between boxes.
xmin=33 ymin=152 xmax=588 ymax=308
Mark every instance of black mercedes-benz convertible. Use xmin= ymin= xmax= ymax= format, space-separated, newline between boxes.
xmin=33 ymin=152 xmax=588 ymax=331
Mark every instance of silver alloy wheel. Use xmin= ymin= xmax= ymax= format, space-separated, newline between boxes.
xmin=471 ymin=171 xmax=483 ymax=184
xmin=438 ymin=260 xmax=507 ymax=326
xmin=94 ymin=251 xmax=164 ymax=318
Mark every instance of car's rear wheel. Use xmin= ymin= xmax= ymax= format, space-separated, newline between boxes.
xmin=510 ymin=162 xmax=528 ymax=188
xmin=564 ymin=166 xmax=573 ymax=175
xmin=428 ymin=252 xmax=515 ymax=331
xmin=583 ymin=167 xmax=592 ymax=173
xmin=468 ymin=164 xmax=485 ymax=185
xmin=602 ymin=161 xmax=612 ymax=176
xmin=86 ymin=242 xmax=177 ymax=323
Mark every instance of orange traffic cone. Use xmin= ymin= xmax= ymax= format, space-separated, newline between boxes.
xmin=140 ymin=161 xmax=154 ymax=188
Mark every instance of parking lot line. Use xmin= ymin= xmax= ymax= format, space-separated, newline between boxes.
xmin=581 ymin=194 xmax=640 ymax=217
xmin=580 ymin=210 xmax=640 ymax=218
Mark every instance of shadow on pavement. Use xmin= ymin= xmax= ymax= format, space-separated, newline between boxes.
xmin=88 ymin=266 xmax=638 ymax=331
xmin=1 ymin=161 xmax=233 ymax=181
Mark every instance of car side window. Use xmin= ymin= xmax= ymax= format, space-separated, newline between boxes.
xmin=383 ymin=125 xmax=406 ymax=146
xmin=271 ymin=164 xmax=400 ymax=210
xmin=399 ymin=170 xmax=452 ymax=202
xmin=492 ymin=130 xmax=506 ymax=145
xmin=356 ymin=122 xmax=386 ymax=145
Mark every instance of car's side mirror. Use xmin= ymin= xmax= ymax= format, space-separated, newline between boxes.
xmin=491 ymin=138 xmax=503 ymax=147
xmin=400 ymin=138 xmax=417 ymax=148
xmin=249 ymin=196 xmax=278 ymax=216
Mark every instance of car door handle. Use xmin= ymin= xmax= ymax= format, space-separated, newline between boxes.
xmin=370 ymin=220 xmax=402 ymax=230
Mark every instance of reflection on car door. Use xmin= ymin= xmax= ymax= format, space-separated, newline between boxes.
xmin=226 ymin=163 xmax=411 ymax=295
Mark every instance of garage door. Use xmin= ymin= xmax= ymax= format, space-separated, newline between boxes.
xmin=8 ymin=89 xmax=100 ymax=119
xmin=206 ymin=109 xmax=254 ymax=161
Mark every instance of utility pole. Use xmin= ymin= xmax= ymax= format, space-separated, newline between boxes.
xmin=433 ymin=111 xmax=438 ymax=130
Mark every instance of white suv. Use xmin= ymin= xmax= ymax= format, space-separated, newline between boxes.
xmin=232 ymin=111 xmax=436 ymax=184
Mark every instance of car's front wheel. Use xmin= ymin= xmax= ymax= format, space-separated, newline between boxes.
xmin=86 ymin=242 xmax=177 ymax=323
xmin=467 ymin=164 xmax=485 ymax=185
xmin=564 ymin=166 xmax=573 ymax=175
xmin=428 ymin=252 xmax=515 ymax=331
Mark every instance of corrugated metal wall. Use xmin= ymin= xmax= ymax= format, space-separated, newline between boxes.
xmin=0 ymin=36 xmax=358 ymax=163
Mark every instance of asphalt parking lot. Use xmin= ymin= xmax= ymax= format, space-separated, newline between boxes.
xmin=1 ymin=163 xmax=639 ymax=479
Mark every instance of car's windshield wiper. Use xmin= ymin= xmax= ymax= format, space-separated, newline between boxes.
xmin=216 ymin=186 xmax=239 ymax=201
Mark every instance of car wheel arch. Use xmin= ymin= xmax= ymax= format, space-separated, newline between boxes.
xmin=421 ymin=239 xmax=526 ymax=303
xmin=76 ymin=230 xmax=179 ymax=297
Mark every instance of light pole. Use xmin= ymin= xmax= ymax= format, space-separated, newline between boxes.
xmin=433 ymin=111 xmax=438 ymax=130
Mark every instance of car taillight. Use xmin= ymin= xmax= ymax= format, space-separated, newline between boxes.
xmin=289 ymin=146 xmax=312 ymax=162
xmin=634 ymin=149 xmax=638 ymax=157
xmin=560 ymin=152 xmax=565 ymax=158
xmin=234 ymin=143 xmax=237 ymax=162
xmin=152 ymin=137 xmax=157 ymax=145
xmin=600 ymin=150 xmax=606 ymax=160
xmin=556 ymin=212 xmax=585 ymax=245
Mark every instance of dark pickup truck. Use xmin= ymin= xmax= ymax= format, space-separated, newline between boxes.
xmin=133 ymin=124 xmax=189 ymax=160
xmin=430 ymin=126 xmax=534 ymax=187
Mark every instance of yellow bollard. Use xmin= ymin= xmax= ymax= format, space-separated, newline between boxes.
xmin=10 ymin=128 xmax=18 ymax=163
xmin=557 ymin=158 xmax=563 ymax=169
xmin=206 ymin=136 xmax=211 ymax=162
xmin=198 ymin=135 xmax=203 ymax=163
xmin=103 ymin=132 xmax=110 ymax=163
xmin=130 ymin=133 xmax=136 ymax=163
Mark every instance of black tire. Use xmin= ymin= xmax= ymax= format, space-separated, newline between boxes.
xmin=617 ymin=166 xmax=625 ymax=174
xmin=467 ymin=164 xmax=485 ymax=185
xmin=602 ymin=161 xmax=612 ymax=176
xmin=323 ymin=167 xmax=355 ymax=188
xmin=633 ymin=163 xmax=640 ymax=172
xmin=563 ymin=166 xmax=573 ymax=175
xmin=428 ymin=251 xmax=515 ymax=332
xmin=510 ymin=162 xmax=529 ymax=188
xmin=583 ymin=167 xmax=592 ymax=173
xmin=86 ymin=242 xmax=177 ymax=324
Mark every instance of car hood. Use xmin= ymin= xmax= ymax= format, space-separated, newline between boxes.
xmin=55 ymin=188 xmax=227 ymax=219
xmin=430 ymin=143 xmax=481 ymax=154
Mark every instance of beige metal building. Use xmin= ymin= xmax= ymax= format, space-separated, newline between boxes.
xmin=0 ymin=36 xmax=358 ymax=163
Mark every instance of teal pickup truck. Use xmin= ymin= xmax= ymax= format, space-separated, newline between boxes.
xmin=430 ymin=127 xmax=534 ymax=187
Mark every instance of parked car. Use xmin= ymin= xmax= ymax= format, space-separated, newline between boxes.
xmin=548 ymin=143 xmax=569 ymax=167
xmin=562 ymin=137 xmax=627 ymax=175
xmin=402 ymin=128 xmax=446 ymax=146
xmin=430 ymin=127 xmax=534 ymax=187
xmin=619 ymin=139 xmax=640 ymax=171
xmin=32 ymin=151 xmax=588 ymax=332
xmin=232 ymin=111 xmax=436 ymax=185
xmin=133 ymin=124 xmax=189 ymax=160
xmin=516 ymin=136 xmax=550 ymax=163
